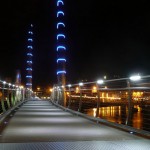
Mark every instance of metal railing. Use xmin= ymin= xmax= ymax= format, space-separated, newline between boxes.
xmin=51 ymin=75 xmax=150 ymax=136
xmin=0 ymin=80 xmax=32 ymax=114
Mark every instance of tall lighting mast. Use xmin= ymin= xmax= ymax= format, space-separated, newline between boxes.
xmin=26 ymin=24 xmax=33 ymax=90
xmin=56 ymin=0 xmax=66 ymax=86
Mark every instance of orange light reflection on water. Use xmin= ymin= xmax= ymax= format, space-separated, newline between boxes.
xmin=85 ymin=105 xmax=143 ymax=129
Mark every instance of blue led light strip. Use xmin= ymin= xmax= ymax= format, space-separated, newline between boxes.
xmin=57 ymin=71 xmax=66 ymax=75
xmin=27 ymin=53 xmax=33 ymax=56
xmin=57 ymin=58 xmax=66 ymax=63
xmin=56 ymin=0 xmax=67 ymax=85
xmin=26 ymin=24 xmax=33 ymax=90
xmin=57 ymin=34 xmax=65 ymax=40
xmin=57 ymin=22 xmax=65 ymax=29
xmin=26 ymin=76 xmax=32 ymax=78
xmin=26 ymin=83 xmax=32 ymax=86
xmin=27 ymin=46 xmax=33 ymax=49
xmin=27 ymin=61 xmax=32 ymax=64
xmin=57 ymin=11 xmax=64 ymax=17
xmin=57 ymin=0 xmax=64 ymax=7
xmin=26 ymin=68 xmax=32 ymax=71
xmin=57 ymin=46 xmax=66 ymax=51
xmin=28 ymin=38 xmax=33 ymax=42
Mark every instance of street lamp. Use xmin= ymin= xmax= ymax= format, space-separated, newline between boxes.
xmin=96 ymin=79 xmax=104 ymax=117
xmin=129 ymin=75 xmax=141 ymax=81
xmin=126 ymin=75 xmax=141 ymax=125
xmin=78 ymin=82 xmax=83 ymax=112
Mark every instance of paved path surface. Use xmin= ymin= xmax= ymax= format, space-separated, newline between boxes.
xmin=0 ymin=100 xmax=149 ymax=150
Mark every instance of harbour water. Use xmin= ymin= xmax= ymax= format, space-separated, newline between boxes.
xmin=84 ymin=105 xmax=150 ymax=131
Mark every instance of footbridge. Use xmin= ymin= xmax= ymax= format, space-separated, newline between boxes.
xmin=0 ymin=76 xmax=150 ymax=149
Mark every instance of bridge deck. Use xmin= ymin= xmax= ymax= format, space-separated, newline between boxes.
xmin=0 ymin=100 xmax=149 ymax=150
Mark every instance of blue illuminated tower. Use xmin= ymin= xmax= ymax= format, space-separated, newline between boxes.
xmin=56 ymin=0 xmax=66 ymax=86
xmin=16 ymin=70 xmax=21 ymax=86
xmin=26 ymin=24 xmax=33 ymax=90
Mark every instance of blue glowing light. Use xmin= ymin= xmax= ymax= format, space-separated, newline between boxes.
xmin=27 ymin=46 xmax=33 ymax=49
xmin=57 ymin=0 xmax=64 ymax=7
xmin=26 ymin=83 xmax=32 ymax=85
xmin=57 ymin=58 xmax=66 ymax=63
xmin=57 ymin=46 xmax=66 ymax=51
xmin=26 ymin=76 xmax=32 ymax=78
xmin=26 ymin=68 xmax=32 ymax=71
xmin=27 ymin=61 xmax=32 ymax=64
xmin=28 ymin=38 xmax=33 ymax=42
xmin=27 ymin=53 xmax=33 ymax=56
xmin=57 ymin=71 xmax=66 ymax=75
xmin=57 ymin=34 xmax=65 ymax=40
xmin=57 ymin=11 xmax=64 ymax=17
xmin=57 ymin=22 xmax=65 ymax=29
xmin=28 ymin=31 xmax=33 ymax=35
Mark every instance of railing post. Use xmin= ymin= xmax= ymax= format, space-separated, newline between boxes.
xmin=21 ymin=87 xmax=25 ymax=101
xmin=56 ymin=87 xmax=60 ymax=104
xmin=15 ymin=87 xmax=18 ymax=103
xmin=52 ymin=86 xmax=56 ymax=102
xmin=62 ymin=86 xmax=66 ymax=107
xmin=96 ymin=83 xmax=100 ymax=117
xmin=18 ymin=87 xmax=22 ymax=101
xmin=11 ymin=86 xmax=14 ymax=106
xmin=53 ymin=86 xmax=57 ymax=102
xmin=78 ymin=83 xmax=83 ymax=112
xmin=126 ymin=80 xmax=133 ymax=126
xmin=7 ymin=84 xmax=11 ymax=109
xmin=13 ymin=86 xmax=17 ymax=105
xmin=68 ymin=85 xmax=71 ymax=108
xmin=96 ymin=80 xmax=104 ymax=117
xmin=2 ymin=82 xmax=6 ymax=112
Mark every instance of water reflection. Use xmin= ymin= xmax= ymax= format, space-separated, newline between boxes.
xmin=85 ymin=105 xmax=144 ymax=130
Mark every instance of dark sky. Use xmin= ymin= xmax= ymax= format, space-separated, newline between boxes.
xmin=0 ymin=0 xmax=150 ymax=88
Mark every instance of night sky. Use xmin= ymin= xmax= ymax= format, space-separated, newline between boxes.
xmin=0 ymin=0 xmax=150 ymax=89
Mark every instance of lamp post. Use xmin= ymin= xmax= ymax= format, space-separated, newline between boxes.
xmin=78 ymin=82 xmax=83 ymax=112
xmin=67 ymin=84 xmax=72 ymax=108
xmin=126 ymin=75 xmax=141 ymax=125
xmin=96 ymin=80 xmax=104 ymax=117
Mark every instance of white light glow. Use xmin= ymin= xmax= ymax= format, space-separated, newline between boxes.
xmin=79 ymin=83 xmax=83 ymax=86
xmin=130 ymin=75 xmax=141 ymax=81
xmin=97 ymin=80 xmax=104 ymax=84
